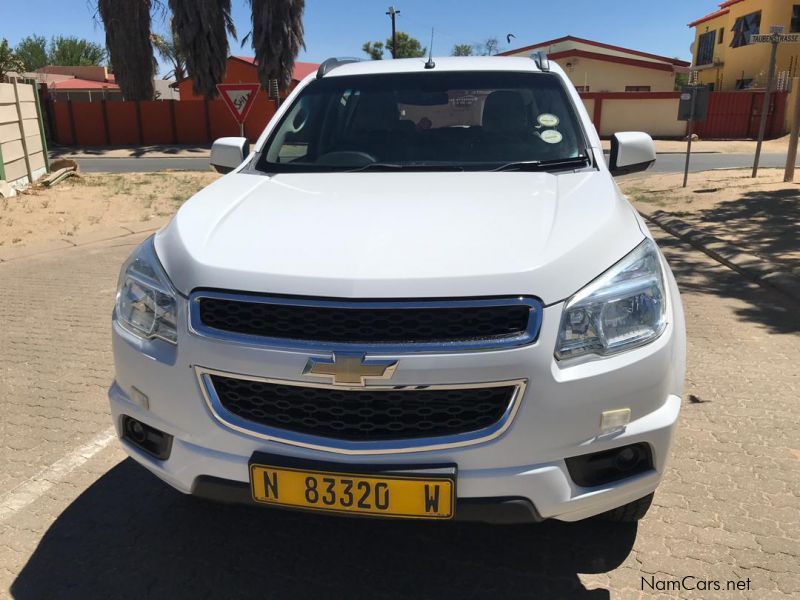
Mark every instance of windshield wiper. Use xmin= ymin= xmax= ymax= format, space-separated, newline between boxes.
xmin=346 ymin=163 xmax=465 ymax=173
xmin=491 ymin=156 xmax=590 ymax=172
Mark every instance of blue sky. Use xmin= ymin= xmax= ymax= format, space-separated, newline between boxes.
xmin=1 ymin=0 xmax=709 ymax=72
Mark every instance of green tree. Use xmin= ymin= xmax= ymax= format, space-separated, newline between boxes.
xmin=362 ymin=40 xmax=385 ymax=60
xmin=363 ymin=32 xmax=425 ymax=60
xmin=0 ymin=39 xmax=25 ymax=77
xmin=48 ymin=36 xmax=107 ymax=66
xmin=475 ymin=37 xmax=501 ymax=56
xmin=673 ymin=58 xmax=689 ymax=91
xmin=451 ymin=44 xmax=473 ymax=56
xmin=151 ymin=29 xmax=186 ymax=80
xmin=98 ymin=0 xmax=154 ymax=101
xmin=390 ymin=32 xmax=425 ymax=58
xmin=14 ymin=35 xmax=48 ymax=71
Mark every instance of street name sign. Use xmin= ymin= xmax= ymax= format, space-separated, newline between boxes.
xmin=750 ymin=33 xmax=800 ymax=43
xmin=217 ymin=84 xmax=260 ymax=124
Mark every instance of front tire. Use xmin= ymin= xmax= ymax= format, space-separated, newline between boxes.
xmin=598 ymin=493 xmax=654 ymax=522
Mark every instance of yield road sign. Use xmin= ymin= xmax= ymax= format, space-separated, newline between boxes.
xmin=217 ymin=84 xmax=260 ymax=124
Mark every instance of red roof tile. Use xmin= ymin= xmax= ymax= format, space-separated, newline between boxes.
xmin=688 ymin=8 xmax=730 ymax=27
xmin=499 ymin=35 xmax=690 ymax=67
xmin=688 ymin=0 xmax=746 ymax=27
xmin=231 ymin=56 xmax=320 ymax=80
xmin=49 ymin=78 xmax=119 ymax=90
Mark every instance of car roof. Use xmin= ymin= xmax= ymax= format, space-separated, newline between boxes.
xmin=322 ymin=56 xmax=551 ymax=78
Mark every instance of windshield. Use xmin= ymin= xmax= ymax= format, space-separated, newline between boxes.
xmin=255 ymin=71 xmax=589 ymax=173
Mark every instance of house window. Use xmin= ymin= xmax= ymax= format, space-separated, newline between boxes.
xmin=792 ymin=5 xmax=800 ymax=33
xmin=625 ymin=86 xmax=652 ymax=92
xmin=574 ymin=85 xmax=590 ymax=92
xmin=731 ymin=11 xmax=761 ymax=48
xmin=697 ymin=30 xmax=716 ymax=65
xmin=735 ymin=78 xmax=754 ymax=89
xmin=718 ymin=28 xmax=725 ymax=44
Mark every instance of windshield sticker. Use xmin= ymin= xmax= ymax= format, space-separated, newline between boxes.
xmin=537 ymin=113 xmax=560 ymax=127
xmin=540 ymin=129 xmax=563 ymax=144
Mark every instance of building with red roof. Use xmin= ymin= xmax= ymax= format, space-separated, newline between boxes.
xmin=500 ymin=35 xmax=689 ymax=93
xmin=176 ymin=56 xmax=319 ymax=101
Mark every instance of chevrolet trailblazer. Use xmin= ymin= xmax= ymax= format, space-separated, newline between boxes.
xmin=110 ymin=55 xmax=685 ymax=523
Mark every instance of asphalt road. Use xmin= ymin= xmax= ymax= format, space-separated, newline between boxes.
xmin=71 ymin=152 xmax=795 ymax=174
xmin=75 ymin=157 xmax=214 ymax=173
xmin=648 ymin=151 xmax=793 ymax=173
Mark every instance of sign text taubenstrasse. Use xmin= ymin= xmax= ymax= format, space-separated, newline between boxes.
xmin=750 ymin=33 xmax=800 ymax=44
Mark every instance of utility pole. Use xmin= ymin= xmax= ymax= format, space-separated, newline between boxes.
xmin=784 ymin=76 xmax=800 ymax=181
xmin=387 ymin=6 xmax=400 ymax=58
xmin=683 ymin=90 xmax=697 ymax=188
xmin=752 ymin=31 xmax=781 ymax=177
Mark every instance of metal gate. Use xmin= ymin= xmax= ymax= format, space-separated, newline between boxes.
xmin=694 ymin=91 xmax=788 ymax=140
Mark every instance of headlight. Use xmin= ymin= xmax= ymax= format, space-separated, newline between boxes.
xmin=556 ymin=238 xmax=666 ymax=360
xmin=115 ymin=236 xmax=178 ymax=344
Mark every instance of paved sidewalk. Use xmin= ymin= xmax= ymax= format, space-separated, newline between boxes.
xmin=620 ymin=169 xmax=800 ymax=301
xmin=0 ymin=230 xmax=798 ymax=599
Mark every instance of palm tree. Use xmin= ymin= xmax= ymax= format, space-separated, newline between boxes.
xmin=151 ymin=28 xmax=186 ymax=81
xmin=99 ymin=1 xmax=305 ymax=101
xmin=167 ymin=0 xmax=235 ymax=99
xmin=98 ymin=0 xmax=155 ymax=101
xmin=249 ymin=0 xmax=305 ymax=90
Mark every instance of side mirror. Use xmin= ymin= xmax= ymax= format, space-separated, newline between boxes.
xmin=609 ymin=132 xmax=656 ymax=176
xmin=210 ymin=137 xmax=249 ymax=174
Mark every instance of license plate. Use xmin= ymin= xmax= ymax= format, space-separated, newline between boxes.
xmin=249 ymin=463 xmax=455 ymax=519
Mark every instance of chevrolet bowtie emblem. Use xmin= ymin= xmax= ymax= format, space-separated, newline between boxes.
xmin=303 ymin=353 xmax=398 ymax=387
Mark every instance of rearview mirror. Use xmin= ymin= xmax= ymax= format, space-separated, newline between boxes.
xmin=210 ymin=137 xmax=249 ymax=174
xmin=609 ymin=132 xmax=656 ymax=176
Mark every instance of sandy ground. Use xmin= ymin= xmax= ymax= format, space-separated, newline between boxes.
xmin=0 ymin=172 xmax=219 ymax=249
xmin=619 ymin=168 xmax=800 ymax=271
xmin=4 ymin=166 xmax=797 ymax=275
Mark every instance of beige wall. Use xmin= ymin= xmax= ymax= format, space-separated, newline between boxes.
xmin=597 ymin=98 xmax=685 ymax=137
xmin=505 ymin=52 xmax=677 ymax=92
xmin=581 ymin=97 xmax=595 ymax=119
xmin=38 ymin=65 xmax=108 ymax=82
xmin=0 ymin=82 xmax=47 ymax=187
xmin=554 ymin=57 xmax=676 ymax=93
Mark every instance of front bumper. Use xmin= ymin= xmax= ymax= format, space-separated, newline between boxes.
xmin=108 ymin=265 xmax=686 ymax=522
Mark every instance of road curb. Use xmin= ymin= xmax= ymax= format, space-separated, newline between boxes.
xmin=642 ymin=209 xmax=800 ymax=301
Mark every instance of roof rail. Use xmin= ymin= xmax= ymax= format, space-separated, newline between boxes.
xmin=317 ymin=57 xmax=361 ymax=79
xmin=531 ymin=51 xmax=550 ymax=72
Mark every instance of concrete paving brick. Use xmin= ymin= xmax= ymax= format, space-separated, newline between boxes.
xmin=0 ymin=227 xmax=797 ymax=599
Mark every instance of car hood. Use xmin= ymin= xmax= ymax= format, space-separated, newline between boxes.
xmin=156 ymin=171 xmax=644 ymax=304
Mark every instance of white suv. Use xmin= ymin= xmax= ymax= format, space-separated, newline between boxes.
xmin=110 ymin=56 xmax=685 ymax=523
